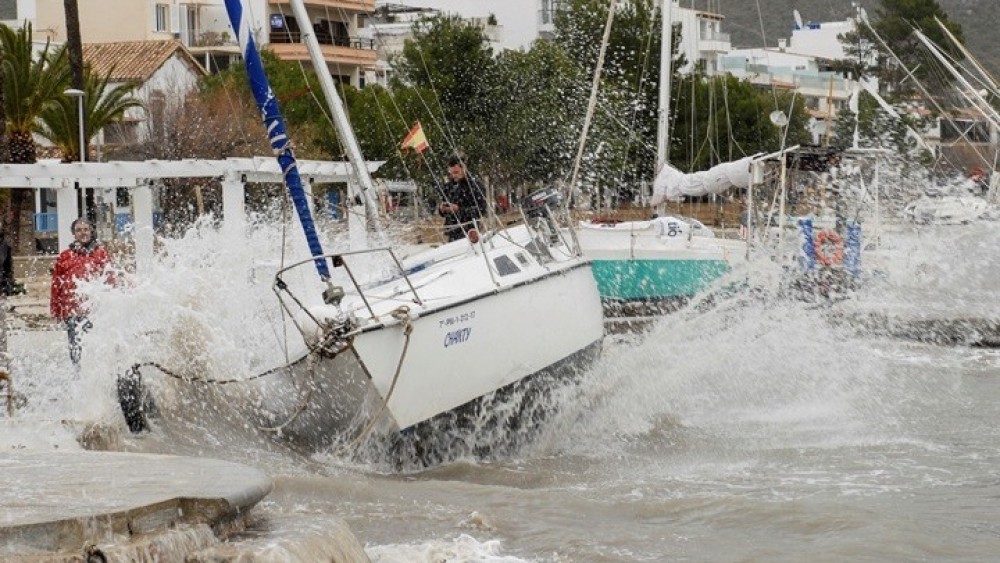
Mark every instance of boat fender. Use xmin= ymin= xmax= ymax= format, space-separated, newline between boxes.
xmin=116 ymin=365 xmax=151 ymax=433
xmin=84 ymin=544 xmax=107 ymax=563
xmin=813 ymin=230 xmax=844 ymax=267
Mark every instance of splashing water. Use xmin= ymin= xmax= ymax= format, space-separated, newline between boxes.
xmin=10 ymin=205 xmax=1000 ymax=560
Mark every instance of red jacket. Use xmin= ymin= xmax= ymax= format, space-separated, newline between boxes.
xmin=50 ymin=244 xmax=114 ymax=320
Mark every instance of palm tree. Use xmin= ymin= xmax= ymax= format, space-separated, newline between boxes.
xmin=35 ymin=64 xmax=143 ymax=163
xmin=63 ymin=0 xmax=92 ymax=219
xmin=63 ymin=0 xmax=85 ymax=93
xmin=0 ymin=23 xmax=71 ymax=252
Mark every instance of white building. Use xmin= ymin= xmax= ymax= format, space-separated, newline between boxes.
xmin=540 ymin=0 xmax=730 ymax=75
xmin=787 ymin=10 xmax=854 ymax=61
xmin=4 ymin=0 xmax=377 ymax=87
xmin=365 ymin=2 xmax=503 ymax=87
xmin=668 ymin=0 xmax=730 ymax=74
xmin=719 ymin=8 xmax=877 ymax=145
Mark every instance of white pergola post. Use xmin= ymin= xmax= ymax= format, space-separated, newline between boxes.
xmin=56 ymin=182 xmax=80 ymax=252
xmin=221 ymin=174 xmax=246 ymax=240
xmin=132 ymin=182 xmax=154 ymax=275
xmin=303 ymin=176 xmax=316 ymax=214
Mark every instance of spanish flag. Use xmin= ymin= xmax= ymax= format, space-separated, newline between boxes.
xmin=400 ymin=121 xmax=429 ymax=154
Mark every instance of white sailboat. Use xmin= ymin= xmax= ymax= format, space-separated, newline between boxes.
xmin=576 ymin=0 xmax=749 ymax=305
xmin=120 ymin=0 xmax=605 ymax=460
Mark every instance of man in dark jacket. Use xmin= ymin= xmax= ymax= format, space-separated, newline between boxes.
xmin=437 ymin=156 xmax=488 ymax=242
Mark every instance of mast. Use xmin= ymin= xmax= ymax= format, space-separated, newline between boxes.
xmin=568 ymin=0 xmax=617 ymax=203
xmin=286 ymin=0 xmax=382 ymax=232
xmin=934 ymin=17 xmax=1000 ymax=97
xmin=912 ymin=29 xmax=1000 ymax=127
xmin=656 ymin=0 xmax=674 ymax=172
xmin=223 ymin=0 xmax=330 ymax=280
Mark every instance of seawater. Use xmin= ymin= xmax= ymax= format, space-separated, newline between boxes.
xmin=8 ymin=215 xmax=1000 ymax=562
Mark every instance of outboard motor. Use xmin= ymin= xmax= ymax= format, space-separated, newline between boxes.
xmin=521 ymin=187 xmax=563 ymax=219
xmin=520 ymin=187 xmax=565 ymax=251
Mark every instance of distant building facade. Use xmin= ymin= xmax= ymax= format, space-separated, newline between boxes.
xmin=17 ymin=0 xmax=376 ymax=87
xmin=366 ymin=2 xmax=503 ymax=88
xmin=539 ymin=0 xmax=730 ymax=74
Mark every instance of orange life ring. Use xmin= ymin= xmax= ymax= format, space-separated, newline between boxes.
xmin=814 ymin=230 xmax=844 ymax=266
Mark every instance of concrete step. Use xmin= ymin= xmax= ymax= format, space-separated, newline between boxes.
xmin=0 ymin=450 xmax=273 ymax=560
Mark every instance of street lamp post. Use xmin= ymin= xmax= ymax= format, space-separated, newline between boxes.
xmin=63 ymin=89 xmax=85 ymax=163
xmin=63 ymin=88 xmax=86 ymax=223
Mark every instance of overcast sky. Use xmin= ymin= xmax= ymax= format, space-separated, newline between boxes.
xmin=390 ymin=0 xmax=539 ymax=51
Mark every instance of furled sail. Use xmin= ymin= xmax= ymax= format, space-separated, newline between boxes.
xmin=650 ymin=157 xmax=754 ymax=204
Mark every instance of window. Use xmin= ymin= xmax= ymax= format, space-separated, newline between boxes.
xmin=0 ymin=0 xmax=16 ymax=20
xmin=155 ymin=4 xmax=169 ymax=32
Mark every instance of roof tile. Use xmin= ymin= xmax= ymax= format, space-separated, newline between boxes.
xmin=82 ymin=40 xmax=203 ymax=82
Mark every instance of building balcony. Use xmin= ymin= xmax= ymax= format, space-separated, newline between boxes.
xmin=700 ymin=31 xmax=730 ymax=43
xmin=179 ymin=28 xmax=237 ymax=48
xmin=269 ymin=0 xmax=375 ymax=14
xmin=698 ymin=31 xmax=730 ymax=53
xmin=268 ymin=39 xmax=377 ymax=68
xmin=269 ymin=29 xmax=375 ymax=51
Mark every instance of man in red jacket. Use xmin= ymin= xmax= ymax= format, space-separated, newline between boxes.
xmin=50 ymin=218 xmax=114 ymax=364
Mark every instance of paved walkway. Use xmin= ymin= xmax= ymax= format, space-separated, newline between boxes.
xmin=0 ymin=450 xmax=272 ymax=558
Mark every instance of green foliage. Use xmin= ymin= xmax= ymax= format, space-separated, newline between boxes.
xmin=488 ymin=41 xmax=586 ymax=187
xmin=201 ymin=48 xmax=335 ymax=158
xmin=395 ymin=14 xmax=498 ymax=131
xmin=0 ymin=22 xmax=70 ymax=163
xmin=35 ymin=56 xmax=143 ymax=162
xmin=872 ymin=0 xmax=965 ymax=92
xmin=672 ymin=75 xmax=809 ymax=172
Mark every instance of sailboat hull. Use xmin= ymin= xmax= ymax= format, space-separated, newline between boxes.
xmin=578 ymin=220 xmax=744 ymax=301
xmin=249 ymin=262 xmax=604 ymax=452
xmin=590 ymin=258 xmax=729 ymax=300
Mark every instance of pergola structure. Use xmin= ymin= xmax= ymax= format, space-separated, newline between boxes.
xmin=0 ymin=157 xmax=381 ymax=272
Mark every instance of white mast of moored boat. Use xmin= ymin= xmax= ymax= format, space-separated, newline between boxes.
xmin=287 ymin=0 xmax=383 ymax=246
xmin=656 ymin=0 xmax=673 ymax=175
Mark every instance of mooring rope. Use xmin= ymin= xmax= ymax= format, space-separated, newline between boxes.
xmin=126 ymin=305 xmax=416 ymax=453
xmin=336 ymin=305 xmax=413 ymax=454
xmin=254 ymin=353 xmax=320 ymax=433
xmin=127 ymin=360 xmax=288 ymax=385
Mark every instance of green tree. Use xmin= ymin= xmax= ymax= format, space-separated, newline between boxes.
xmin=830 ymin=90 xmax=927 ymax=159
xmin=394 ymin=15 xmax=499 ymax=158
xmin=551 ymin=0 xmax=689 ymax=198
xmin=871 ymin=0 xmax=964 ymax=92
xmin=0 ymin=23 xmax=69 ymax=163
xmin=672 ymin=75 xmax=809 ymax=173
xmin=489 ymin=40 xmax=586 ymax=188
xmin=0 ymin=23 xmax=70 ymax=251
xmin=200 ymin=49 xmax=332 ymax=159
xmin=35 ymin=64 xmax=143 ymax=162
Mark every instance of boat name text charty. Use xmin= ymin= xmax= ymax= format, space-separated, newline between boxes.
xmin=441 ymin=310 xmax=475 ymax=348
xmin=444 ymin=327 xmax=472 ymax=347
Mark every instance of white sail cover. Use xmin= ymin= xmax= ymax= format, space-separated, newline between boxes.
xmin=650 ymin=157 xmax=754 ymax=204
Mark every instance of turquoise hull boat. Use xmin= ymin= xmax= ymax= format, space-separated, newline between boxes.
xmin=590 ymin=258 xmax=730 ymax=301
xmin=576 ymin=217 xmax=744 ymax=304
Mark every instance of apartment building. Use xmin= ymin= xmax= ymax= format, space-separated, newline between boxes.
xmin=365 ymin=2 xmax=503 ymax=88
xmin=13 ymin=0 xmax=376 ymax=87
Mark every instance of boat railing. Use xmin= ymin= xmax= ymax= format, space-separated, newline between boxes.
xmin=272 ymin=246 xmax=423 ymax=326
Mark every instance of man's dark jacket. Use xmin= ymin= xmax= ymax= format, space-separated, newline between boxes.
xmin=438 ymin=175 xmax=487 ymax=241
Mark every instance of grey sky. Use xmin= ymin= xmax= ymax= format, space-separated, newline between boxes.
xmin=390 ymin=0 xmax=539 ymax=51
